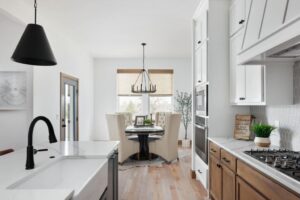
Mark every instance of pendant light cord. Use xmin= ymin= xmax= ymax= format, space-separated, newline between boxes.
xmin=34 ymin=0 xmax=37 ymax=24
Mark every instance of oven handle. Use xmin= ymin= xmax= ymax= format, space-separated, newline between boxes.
xmin=194 ymin=124 xmax=208 ymax=130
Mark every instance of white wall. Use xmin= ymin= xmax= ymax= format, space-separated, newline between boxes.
xmin=93 ymin=58 xmax=192 ymax=141
xmin=0 ymin=12 xmax=33 ymax=150
xmin=0 ymin=7 xmax=94 ymax=148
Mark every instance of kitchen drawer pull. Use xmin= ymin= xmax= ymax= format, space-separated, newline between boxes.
xmin=217 ymin=163 xmax=221 ymax=168
xmin=239 ymin=19 xmax=245 ymax=24
xmin=197 ymin=40 xmax=201 ymax=44
xmin=239 ymin=97 xmax=246 ymax=100
xmin=222 ymin=157 xmax=230 ymax=163
xmin=210 ymin=148 xmax=217 ymax=153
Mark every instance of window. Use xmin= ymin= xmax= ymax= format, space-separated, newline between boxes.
xmin=118 ymin=96 xmax=142 ymax=117
xmin=117 ymin=69 xmax=174 ymax=117
xmin=150 ymin=96 xmax=172 ymax=114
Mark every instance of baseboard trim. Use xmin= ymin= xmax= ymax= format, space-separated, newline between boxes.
xmin=190 ymin=169 xmax=196 ymax=179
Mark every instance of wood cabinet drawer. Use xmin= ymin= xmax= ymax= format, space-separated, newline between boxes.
xmin=221 ymin=149 xmax=236 ymax=172
xmin=237 ymin=160 xmax=300 ymax=200
xmin=209 ymin=141 xmax=220 ymax=159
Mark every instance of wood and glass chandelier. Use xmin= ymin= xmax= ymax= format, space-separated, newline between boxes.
xmin=131 ymin=43 xmax=157 ymax=94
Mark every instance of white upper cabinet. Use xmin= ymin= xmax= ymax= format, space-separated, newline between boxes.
xmin=285 ymin=0 xmax=300 ymax=23
xmin=229 ymin=0 xmax=246 ymax=36
xmin=230 ymin=29 xmax=264 ymax=105
xmin=242 ymin=0 xmax=266 ymax=49
xmin=194 ymin=42 xmax=207 ymax=85
xmin=194 ymin=10 xmax=207 ymax=50
xmin=260 ymin=0 xmax=287 ymax=38
xmin=245 ymin=65 xmax=264 ymax=103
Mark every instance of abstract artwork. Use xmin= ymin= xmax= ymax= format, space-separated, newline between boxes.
xmin=0 ymin=71 xmax=27 ymax=109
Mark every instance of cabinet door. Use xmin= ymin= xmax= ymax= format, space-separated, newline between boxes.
xmin=201 ymin=42 xmax=207 ymax=83
xmin=245 ymin=65 xmax=264 ymax=103
xmin=230 ymin=0 xmax=246 ymax=36
xmin=236 ymin=177 xmax=266 ymax=200
xmin=230 ymin=31 xmax=246 ymax=103
xmin=260 ymin=0 xmax=287 ymax=38
xmin=285 ymin=0 xmax=300 ymax=23
xmin=243 ymin=0 xmax=267 ymax=49
xmin=222 ymin=165 xmax=236 ymax=200
xmin=194 ymin=9 xmax=207 ymax=50
xmin=209 ymin=156 xmax=222 ymax=200
xmin=195 ymin=47 xmax=202 ymax=85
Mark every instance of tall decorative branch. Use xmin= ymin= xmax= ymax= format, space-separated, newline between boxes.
xmin=174 ymin=90 xmax=192 ymax=140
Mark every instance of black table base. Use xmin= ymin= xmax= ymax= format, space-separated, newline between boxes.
xmin=130 ymin=135 xmax=158 ymax=161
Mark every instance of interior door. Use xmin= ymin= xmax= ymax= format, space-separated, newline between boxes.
xmin=60 ymin=73 xmax=79 ymax=141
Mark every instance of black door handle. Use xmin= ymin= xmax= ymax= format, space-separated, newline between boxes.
xmin=62 ymin=124 xmax=66 ymax=128
xmin=239 ymin=19 xmax=245 ymax=24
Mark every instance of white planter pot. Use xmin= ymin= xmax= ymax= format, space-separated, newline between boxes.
xmin=254 ymin=137 xmax=271 ymax=147
xmin=182 ymin=139 xmax=191 ymax=148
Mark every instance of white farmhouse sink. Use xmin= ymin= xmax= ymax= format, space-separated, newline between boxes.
xmin=8 ymin=157 xmax=108 ymax=200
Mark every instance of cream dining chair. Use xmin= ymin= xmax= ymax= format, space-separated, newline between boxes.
xmin=106 ymin=113 xmax=139 ymax=163
xmin=150 ymin=112 xmax=181 ymax=163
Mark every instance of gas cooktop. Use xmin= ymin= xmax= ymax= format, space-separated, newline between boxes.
xmin=244 ymin=149 xmax=300 ymax=182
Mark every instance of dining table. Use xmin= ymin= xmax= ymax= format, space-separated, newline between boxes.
xmin=125 ymin=125 xmax=164 ymax=160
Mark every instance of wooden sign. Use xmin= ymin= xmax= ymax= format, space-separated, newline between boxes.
xmin=234 ymin=115 xmax=255 ymax=140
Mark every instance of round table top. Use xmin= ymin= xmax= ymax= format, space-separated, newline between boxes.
xmin=125 ymin=125 xmax=164 ymax=135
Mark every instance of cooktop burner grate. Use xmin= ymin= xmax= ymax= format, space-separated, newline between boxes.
xmin=244 ymin=149 xmax=300 ymax=182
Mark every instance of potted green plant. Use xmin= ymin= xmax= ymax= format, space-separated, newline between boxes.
xmin=251 ymin=123 xmax=276 ymax=147
xmin=175 ymin=91 xmax=192 ymax=148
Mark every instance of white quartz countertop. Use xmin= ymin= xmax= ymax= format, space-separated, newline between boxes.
xmin=0 ymin=140 xmax=119 ymax=200
xmin=208 ymin=137 xmax=300 ymax=195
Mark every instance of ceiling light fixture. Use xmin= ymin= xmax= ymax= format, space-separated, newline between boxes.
xmin=11 ymin=0 xmax=57 ymax=66
xmin=131 ymin=43 xmax=156 ymax=94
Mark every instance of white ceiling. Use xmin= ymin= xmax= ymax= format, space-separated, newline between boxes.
xmin=23 ymin=0 xmax=200 ymax=58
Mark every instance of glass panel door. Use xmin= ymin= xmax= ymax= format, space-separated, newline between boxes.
xmin=60 ymin=73 xmax=79 ymax=141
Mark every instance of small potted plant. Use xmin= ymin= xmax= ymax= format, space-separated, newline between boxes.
xmin=251 ymin=123 xmax=276 ymax=147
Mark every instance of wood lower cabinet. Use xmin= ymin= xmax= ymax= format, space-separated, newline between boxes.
xmin=208 ymin=141 xmax=300 ymax=200
xmin=222 ymin=165 xmax=235 ymax=200
xmin=209 ymin=155 xmax=222 ymax=200
xmin=236 ymin=177 xmax=266 ymax=200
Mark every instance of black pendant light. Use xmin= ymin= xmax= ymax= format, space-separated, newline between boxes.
xmin=11 ymin=0 xmax=57 ymax=66
xmin=131 ymin=43 xmax=157 ymax=94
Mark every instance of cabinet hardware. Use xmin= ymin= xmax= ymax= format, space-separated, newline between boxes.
xmin=197 ymin=170 xmax=202 ymax=174
xmin=198 ymin=40 xmax=201 ymax=44
xmin=217 ymin=163 xmax=221 ymax=168
xmin=239 ymin=97 xmax=246 ymax=100
xmin=198 ymin=80 xmax=201 ymax=83
xmin=239 ymin=19 xmax=245 ymax=24
xmin=210 ymin=148 xmax=217 ymax=153
xmin=222 ymin=157 xmax=230 ymax=163
xmin=62 ymin=124 xmax=66 ymax=127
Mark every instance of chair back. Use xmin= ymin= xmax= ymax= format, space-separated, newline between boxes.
xmin=106 ymin=114 xmax=126 ymax=142
xmin=116 ymin=112 xmax=132 ymax=127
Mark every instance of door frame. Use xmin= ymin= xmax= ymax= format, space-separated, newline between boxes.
xmin=60 ymin=72 xmax=79 ymax=141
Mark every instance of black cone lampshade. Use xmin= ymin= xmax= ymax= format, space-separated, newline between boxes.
xmin=11 ymin=24 xmax=57 ymax=66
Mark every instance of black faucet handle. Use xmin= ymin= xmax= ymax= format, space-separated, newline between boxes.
xmin=33 ymin=148 xmax=48 ymax=154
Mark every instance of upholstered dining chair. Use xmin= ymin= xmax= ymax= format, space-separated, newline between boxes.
xmin=106 ymin=113 xmax=139 ymax=163
xmin=150 ymin=112 xmax=181 ymax=163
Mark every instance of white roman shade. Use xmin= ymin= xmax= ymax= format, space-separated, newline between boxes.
xmin=149 ymin=69 xmax=173 ymax=96
xmin=117 ymin=69 xmax=142 ymax=96
xmin=117 ymin=69 xmax=173 ymax=96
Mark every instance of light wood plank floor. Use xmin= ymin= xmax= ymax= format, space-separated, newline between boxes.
xmin=119 ymin=147 xmax=208 ymax=200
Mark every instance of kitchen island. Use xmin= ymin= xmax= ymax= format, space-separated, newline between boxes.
xmin=0 ymin=141 xmax=119 ymax=200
